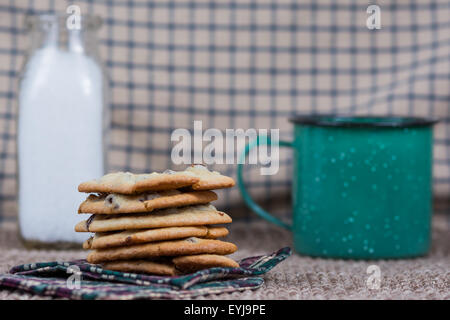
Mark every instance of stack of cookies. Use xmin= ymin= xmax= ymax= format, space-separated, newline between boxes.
xmin=75 ymin=165 xmax=239 ymax=275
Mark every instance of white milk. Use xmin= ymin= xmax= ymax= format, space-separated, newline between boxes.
xmin=18 ymin=46 xmax=104 ymax=243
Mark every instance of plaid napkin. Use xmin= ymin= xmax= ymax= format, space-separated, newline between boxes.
xmin=0 ymin=247 xmax=291 ymax=300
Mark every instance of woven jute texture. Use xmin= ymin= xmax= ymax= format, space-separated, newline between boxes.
xmin=0 ymin=216 xmax=449 ymax=300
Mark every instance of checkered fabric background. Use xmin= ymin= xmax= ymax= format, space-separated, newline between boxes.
xmin=0 ymin=0 xmax=449 ymax=222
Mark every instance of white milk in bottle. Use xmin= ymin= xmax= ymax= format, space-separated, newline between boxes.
xmin=18 ymin=14 xmax=107 ymax=246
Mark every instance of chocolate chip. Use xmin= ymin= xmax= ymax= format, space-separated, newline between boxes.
xmin=86 ymin=215 xmax=95 ymax=232
xmin=105 ymin=194 xmax=119 ymax=209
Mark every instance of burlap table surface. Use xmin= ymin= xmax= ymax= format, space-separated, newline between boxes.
xmin=0 ymin=216 xmax=449 ymax=300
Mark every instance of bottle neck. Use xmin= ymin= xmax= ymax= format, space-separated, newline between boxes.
xmin=27 ymin=14 xmax=101 ymax=56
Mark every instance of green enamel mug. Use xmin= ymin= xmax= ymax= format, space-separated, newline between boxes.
xmin=237 ymin=116 xmax=438 ymax=259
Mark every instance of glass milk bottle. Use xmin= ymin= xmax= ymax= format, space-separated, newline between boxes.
xmin=18 ymin=14 xmax=108 ymax=248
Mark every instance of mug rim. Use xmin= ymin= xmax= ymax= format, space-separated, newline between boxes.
xmin=289 ymin=115 xmax=439 ymax=128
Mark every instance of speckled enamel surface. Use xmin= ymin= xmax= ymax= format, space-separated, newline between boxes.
xmin=292 ymin=121 xmax=434 ymax=259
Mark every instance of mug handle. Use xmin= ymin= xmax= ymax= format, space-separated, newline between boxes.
xmin=237 ymin=136 xmax=293 ymax=230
